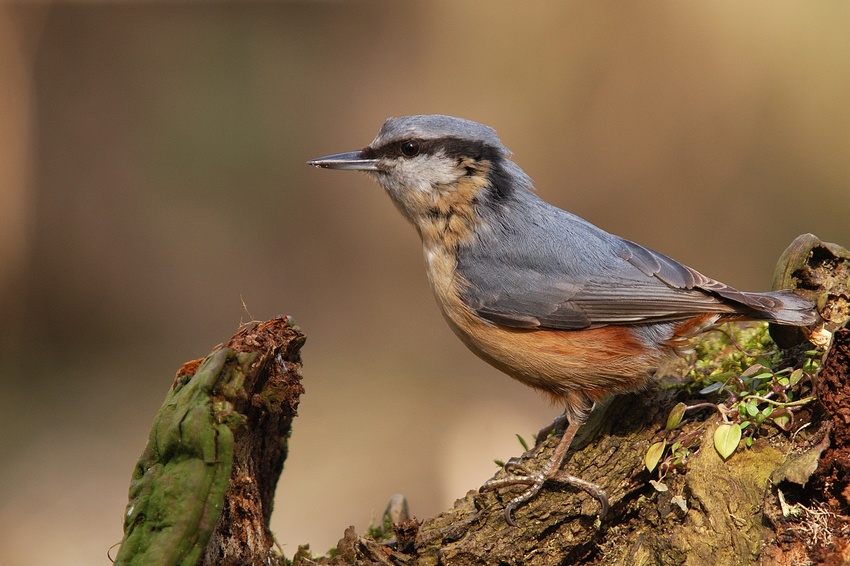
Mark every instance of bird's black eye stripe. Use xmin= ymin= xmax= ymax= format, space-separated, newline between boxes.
xmin=400 ymin=140 xmax=420 ymax=157
xmin=364 ymin=136 xmax=502 ymax=163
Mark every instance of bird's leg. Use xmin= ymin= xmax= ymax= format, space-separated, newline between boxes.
xmin=481 ymin=415 xmax=609 ymax=526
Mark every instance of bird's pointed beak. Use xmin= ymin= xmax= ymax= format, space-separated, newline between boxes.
xmin=307 ymin=150 xmax=379 ymax=171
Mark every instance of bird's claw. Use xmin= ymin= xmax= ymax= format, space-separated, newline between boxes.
xmin=503 ymin=457 xmax=529 ymax=475
xmin=481 ymin=469 xmax=609 ymax=526
xmin=504 ymin=500 xmax=520 ymax=527
xmin=481 ymin=471 xmax=541 ymax=527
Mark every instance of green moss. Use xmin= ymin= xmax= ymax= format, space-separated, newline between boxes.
xmin=688 ymin=322 xmax=779 ymax=391
xmin=116 ymin=350 xmax=237 ymax=566
xmin=364 ymin=512 xmax=394 ymax=542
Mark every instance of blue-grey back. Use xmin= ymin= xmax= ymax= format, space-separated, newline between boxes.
xmin=457 ymin=168 xmax=816 ymax=328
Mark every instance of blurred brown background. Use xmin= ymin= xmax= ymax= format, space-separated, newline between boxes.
xmin=1 ymin=3 xmax=848 ymax=564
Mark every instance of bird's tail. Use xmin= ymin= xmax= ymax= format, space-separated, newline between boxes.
xmin=737 ymin=290 xmax=819 ymax=326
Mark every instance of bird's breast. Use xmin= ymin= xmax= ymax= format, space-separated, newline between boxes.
xmin=421 ymin=243 xmax=666 ymax=411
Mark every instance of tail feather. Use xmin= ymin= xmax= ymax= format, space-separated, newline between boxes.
xmin=738 ymin=290 xmax=819 ymax=326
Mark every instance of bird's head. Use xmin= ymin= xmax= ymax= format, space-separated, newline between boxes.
xmin=309 ymin=115 xmax=532 ymax=243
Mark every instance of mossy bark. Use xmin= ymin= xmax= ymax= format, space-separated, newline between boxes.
xmin=115 ymin=317 xmax=305 ymax=566
xmin=306 ymin=390 xmax=816 ymax=566
xmin=303 ymin=350 xmax=844 ymax=566
xmin=115 ymin=323 xmax=843 ymax=566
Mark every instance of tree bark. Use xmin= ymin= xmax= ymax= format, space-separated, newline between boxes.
xmin=115 ymin=317 xmax=305 ymax=566
xmin=300 ymin=331 xmax=848 ymax=566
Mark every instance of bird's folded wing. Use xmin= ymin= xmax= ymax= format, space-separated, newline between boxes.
xmin=459 ymin=239 xmax=758 ymax=330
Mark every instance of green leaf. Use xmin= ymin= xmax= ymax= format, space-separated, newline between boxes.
xmin=741 ymin=364 xmax=768 ymax=378
xmin=645 ymin=441 xmax=665 ymax=472
xmin=516 ymin=434 xmax=529 ymax=452
xmin=714 ymin=423 xmax=742 ymax=460
xmin=746 ymin=401 xmax=760 ymax=417
xmin=666 ymin=402 xmax=687 ymax=430
xmin=773 ymin=414 xmax=791 ymax=428
xmin=700 ymin=381 xmax=725 ymax=395
xmin=790 ymin=369 xmax=804 ymax=386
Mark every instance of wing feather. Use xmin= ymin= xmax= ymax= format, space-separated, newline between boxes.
xmin=458 ymin=203 xmax=815 ymax=329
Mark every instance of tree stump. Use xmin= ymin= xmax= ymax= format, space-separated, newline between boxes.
xmin=115 ymin=317 xmax=304 ymax=566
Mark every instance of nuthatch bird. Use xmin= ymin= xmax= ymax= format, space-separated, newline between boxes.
xmin=308 ymin=115 xmax=819 ymax=525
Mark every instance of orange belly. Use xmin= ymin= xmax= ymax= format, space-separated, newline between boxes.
xmin=450 ymin=311 xmax=666 ymax=407
xmin=426 ymin=246 xmax=683 ymax=415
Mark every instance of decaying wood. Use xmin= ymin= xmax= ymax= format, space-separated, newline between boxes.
xmin=115 ymin=317 xmax=304 ymax=566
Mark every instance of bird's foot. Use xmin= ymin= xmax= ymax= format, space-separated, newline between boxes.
xmin=534 ymin=413 xmax=568 ymax=447
xmin=481 ymin=464 xmax=609 ymax=526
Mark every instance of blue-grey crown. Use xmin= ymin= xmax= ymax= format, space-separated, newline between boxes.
xmin=372 ymin=115 xmax=511 ymax=157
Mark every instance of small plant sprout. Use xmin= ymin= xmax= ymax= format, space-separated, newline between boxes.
xmin=645 ymin=322 xmax=823 ymax=478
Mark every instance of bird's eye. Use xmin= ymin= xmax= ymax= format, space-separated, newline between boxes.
xmin=400 ymin=140 xmax=420 ymax=157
